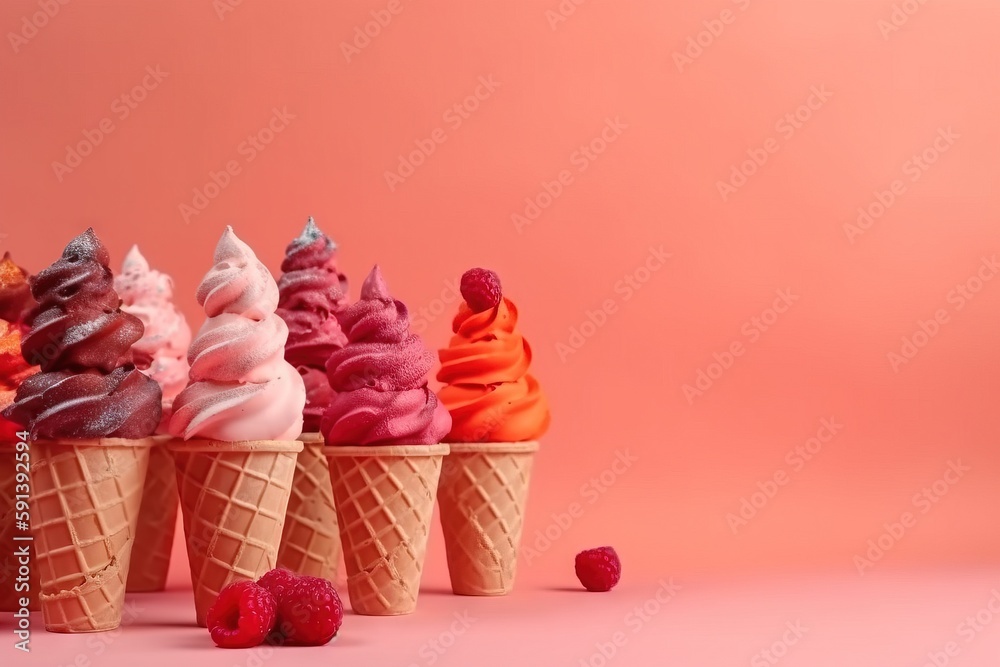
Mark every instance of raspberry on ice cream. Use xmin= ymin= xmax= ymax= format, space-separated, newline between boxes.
xmin=437 ymin=267 xmax=549 ymax=442
xmin=460 ymin=268 xmax=502 ymax=313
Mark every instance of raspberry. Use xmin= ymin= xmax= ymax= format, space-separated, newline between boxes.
xmin=460 ymin=268 xmax=502 ymax=313
xmin=206 ymin=580 xmax=277 ymax=649
xmin=257 ymin=568 xmax=298 ymax=600
xmin=264 ymin=572 xmax=343 ymax=646
xmin=575 ymin=546 xmax=621 ymax=592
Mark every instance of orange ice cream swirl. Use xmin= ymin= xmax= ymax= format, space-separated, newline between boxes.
xmin=437 ymin=298 xmax=549 ymax=442
xmin=0 ymin=321 xmax=37 ymax=441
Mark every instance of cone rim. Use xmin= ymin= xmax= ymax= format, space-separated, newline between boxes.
xmin=297 ymin=432 xmax=324 ymax=445
xmin=442 ymin=440 xmax=540 ymax=455
xmin=322 ymin=443 xmax=450 ymax=458
xmin=167 ymin=438 xmax=304 ymax=453
xmin=30 ymin=437 xmax=158 ymax=449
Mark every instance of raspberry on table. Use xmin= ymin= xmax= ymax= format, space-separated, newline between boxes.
xmin=206 ymin=580 xmax=277 ymax=649
xmin=260 ymin=570 xmax=344 ymax=647
xmin=258 ymin=568 xmax=298 ymax=601
xmin=460 ymin=268 xmax=503 ymax=313
xmin=575 ymin=546 xmax=622 ymax=592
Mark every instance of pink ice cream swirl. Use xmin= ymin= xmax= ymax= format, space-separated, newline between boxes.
xmin=115 ymin=246 xmax=192 ymax=431
xmin=169 ymin=227 xmax=305 ymax=441
xmin=276 ymin=218 xmax=348 ymax=433
xmin=321 ymin=266 xmax=451 ymax=446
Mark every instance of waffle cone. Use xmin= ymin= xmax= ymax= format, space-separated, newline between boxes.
xmin=276 ymin=433 xmax=340 ymax=580
xmin=29 ymin=438 xmax=152 ymax=633
xmin=0 ymin=441 xmax=39 ymax=612
xmin=324 ymin=444 xmax=448 ymax=615
xmin=169 ymin=438 xmax=302 ymax=627
xmin=126 ymin=436 xmax=178 ymax=592
xmin=437 ymin=441 xmax=538 ymax=595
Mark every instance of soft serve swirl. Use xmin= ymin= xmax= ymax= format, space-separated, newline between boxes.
xmin=437 ymin=295 xmax=550 ymax=442
xmin=169 ymin=227 xmax=305 ymax=441
xmin=321 ymin=266 xmax=450 ymax=446
xmin=2 ymin=229 xmax=162 ymax=439
xmin=115 ymin=246 xmax=192 ymax=428
xmin=276 ymin=218 xmax=348 ymax=432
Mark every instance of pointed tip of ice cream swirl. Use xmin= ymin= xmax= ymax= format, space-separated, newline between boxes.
xmin=361 ymin=265 xmax=391 ymax=301
xmin=119 ymin=245 xmax=175 ymax=301
xmin=65 ymin=228 xmax=110 ymax=266
xmin=197 ymin=226 xmax=279 ymax=320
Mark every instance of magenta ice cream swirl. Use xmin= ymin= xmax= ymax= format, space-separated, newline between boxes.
xmin=321 ymin=265 xmax=451 ymax=446
xmin=276 ymin=218 xmax=348 ymax=432
xmin=115 ymin=246 xmax=191 ymax=430
xmin=168 ymin=227 xmax=305 ymax=441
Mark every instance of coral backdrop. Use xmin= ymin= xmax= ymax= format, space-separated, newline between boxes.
xmin=1 ymin=0 xmax=999 ymax=596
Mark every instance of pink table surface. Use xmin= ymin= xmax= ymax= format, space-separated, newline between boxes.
xmin=7 ymin=568 xmax=1000 ymax=666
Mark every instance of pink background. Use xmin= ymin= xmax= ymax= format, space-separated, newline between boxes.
xmin=2 ymin=0 xmax=1000 ymax=664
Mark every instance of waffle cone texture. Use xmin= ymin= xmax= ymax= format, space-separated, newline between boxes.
xmin=29 ymin=438 xmax=152 ymax=633
xmin=277 ymin=433 xmax=340 ymax=580
xmin=126 ymin=437 xmax=178 ymax=592
xmin=437 ymin=441 xmax=538 ymax=595
xmin=169 ymin=438 xmax=301 ymax=627
xmin=324 ymin=444 xmax=448 ymax=615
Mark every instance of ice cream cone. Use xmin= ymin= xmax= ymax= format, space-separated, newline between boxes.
xmin=324 ymin=444 xmax=448 ymax=615
xmin=29 ymin=438 xmax=152 ymax=633
xmin=437 ymin=441 xmax=538 ymax=595
xmin=0 ymin=440 xmax=39 ymax=612
xmin=170 ymin=438 xmax=302 ymax=627
xmin=276 ymin=433 xmax=340 ymax=580
xmin=126 ymin=436 xmax=178 ymax=592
